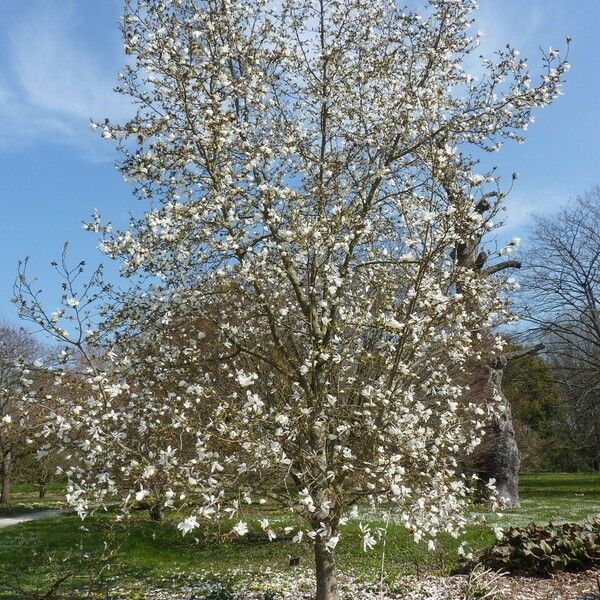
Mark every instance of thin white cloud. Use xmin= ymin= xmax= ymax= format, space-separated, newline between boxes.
xmin=475 ymin=1 xmax=544 ymax=52
xmin=498 ymin=185 xmax=570 ymax=239
xmin=463 ymin=1 xmax=545 ymax=81
xmin=0 ymin=1 xmax=133 ymax=160
xmin=474 ymin=0 xmax=572 ymax=67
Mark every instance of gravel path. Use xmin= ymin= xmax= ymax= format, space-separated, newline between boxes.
xmin=0 ymin=509 xmax=62 ymax=529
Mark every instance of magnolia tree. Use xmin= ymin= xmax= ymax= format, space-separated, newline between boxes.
xmin=0 ymin=323 xmax=43 ymax=503
xmin=17 ymin=1 xmax=568 ymax=598
xmin=0 ymin=321 xmax=78 ymax=503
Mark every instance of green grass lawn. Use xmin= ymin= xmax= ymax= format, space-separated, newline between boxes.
xmin=0 ymin=473 xmax=597 ymax=599
xmin=0 ymin=482 xmax=66 ymax=518
xmin=483 ymin=472 xmax=600 ymax=528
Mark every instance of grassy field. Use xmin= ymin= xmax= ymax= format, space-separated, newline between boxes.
xmin=0 ymin=473 xmax=598 ymax=599
xmin=0 ymin=483 xmax=65 ymax=518
xmin=480 ymin=473 xmax=600 ymax=528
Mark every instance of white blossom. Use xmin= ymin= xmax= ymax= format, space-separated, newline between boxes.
xmin=177 ymin=515 xmax=199 ymax=536
xmin=232 ymin=521 xmax=249 ymax=536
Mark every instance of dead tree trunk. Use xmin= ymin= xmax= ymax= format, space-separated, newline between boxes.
xmin=473 ymin=345 xmax=544 ymax=508
xmin=478 ymin=355 xmax=521 ymax=506
xmin=443 ymin=176 xmax=524 ymax=507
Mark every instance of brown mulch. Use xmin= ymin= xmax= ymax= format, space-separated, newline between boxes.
xmin=492 ymin=570 xmax=600 ymax=599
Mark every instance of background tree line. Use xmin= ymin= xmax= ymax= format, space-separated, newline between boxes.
xmin=3 ymin=186 xmax=600 ymax=511
xmin=508 ymin=187 xmax=600 ymax=473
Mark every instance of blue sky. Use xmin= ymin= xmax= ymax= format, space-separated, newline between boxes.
xmin=1 ymin=0 xmax=599 ymax=326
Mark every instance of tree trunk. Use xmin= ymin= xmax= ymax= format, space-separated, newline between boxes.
xmin=149 ymin=503 xmax=163 ymax=522
xmin=478 ymin=356 xmax=521 ymax=507
xmin=1 ymin=451 xmax=13 ymax=505
xmin=38 ymin=483 xmax=47 ymax=500
xmin=445 ymin=181 xmax=522 ymax=507
xmin=314 ymin=539 xmax=339 ymax=600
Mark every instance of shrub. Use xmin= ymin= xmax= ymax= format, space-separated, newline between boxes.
xmin=479 ymin=516 xmax=600 ymax=575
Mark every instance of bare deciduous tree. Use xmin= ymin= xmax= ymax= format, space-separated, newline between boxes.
xmin=521 ymin=189 xmax=600 ymax=471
